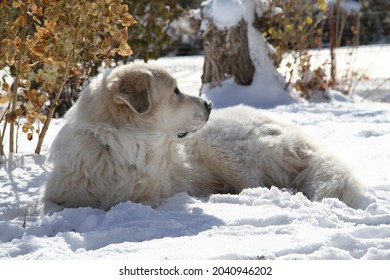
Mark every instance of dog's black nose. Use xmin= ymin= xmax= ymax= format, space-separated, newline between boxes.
xmin=204 ymin=100 xmax=213 ymax=113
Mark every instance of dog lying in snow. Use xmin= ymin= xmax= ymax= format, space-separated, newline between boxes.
xmin=35 ymin=63 xmax=364 ymax=214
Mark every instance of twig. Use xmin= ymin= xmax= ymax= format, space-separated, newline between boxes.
xmin=361 ymin=77 xmax=390 ymax=102
xmin=9 ymin=3 xmax=28 ymax=153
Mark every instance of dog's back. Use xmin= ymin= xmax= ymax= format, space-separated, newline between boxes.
xmin=185 ymin=105 xmax=365 ymax=209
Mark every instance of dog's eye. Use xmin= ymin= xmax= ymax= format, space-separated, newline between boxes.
xmin=174 ymin=87 xmax=180 ymax=95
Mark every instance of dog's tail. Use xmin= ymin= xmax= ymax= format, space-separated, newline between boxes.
xmin=293 ymin=151 xmax=366 ymax=209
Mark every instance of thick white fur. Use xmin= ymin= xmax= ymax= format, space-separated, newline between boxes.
xmin=187 ymin=106 xmax=365 ymax=209
xmin=36 ymin=63 xmax=364 ymax=214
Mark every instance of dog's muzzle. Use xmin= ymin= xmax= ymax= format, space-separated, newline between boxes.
xmin=177 ymin=100 xmax=212 ymax=139
xmin=204 ymin=100 xmax=213 ymax=114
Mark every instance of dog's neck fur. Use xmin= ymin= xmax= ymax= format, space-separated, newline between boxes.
xmin=82 ymin=116 xmax=187 ymax=176
xmin=128 ymin=130 xmax=194 ymax=201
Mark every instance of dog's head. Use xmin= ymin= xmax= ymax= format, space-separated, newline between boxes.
xmin=107 ymin=63 xmax=212 ymax=138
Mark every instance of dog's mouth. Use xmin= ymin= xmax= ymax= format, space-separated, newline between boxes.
xmin=176 ymin=104 xmax=211 ymax=139
xmin=177 ymin=118 xmax=208 ymax=139
xmin=177 ymin=129 xmax=194 ymax=138
xmin=177 ymin=125 xmax=204 ymax=138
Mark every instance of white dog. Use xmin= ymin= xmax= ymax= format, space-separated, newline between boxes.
xmin=37 ymin=63 xmax=364 ymax=213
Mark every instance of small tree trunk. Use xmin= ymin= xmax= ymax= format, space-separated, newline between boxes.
xmin=352 ymin=12 xmax=361 ymax=47
xmin=9 ymin=3 xmax=28 ymax=153
xmin=0 ymin=125 xmax=5 ymax=156
xmin=201 ymin=19 xmax=255 ymax=88
xmin=35 ymin=59 xmax=71 ymax=155
xmin=0 ymin=103 xmax=10 ymax=156
xmin=329 ymin=4 xmax=336 ymax=87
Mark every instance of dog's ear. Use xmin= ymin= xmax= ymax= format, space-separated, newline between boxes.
xmin=114 ymin=71 xmax=152 ymax=115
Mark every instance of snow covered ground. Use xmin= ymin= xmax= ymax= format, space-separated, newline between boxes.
xmin=1 ymin=46 xmax=390 ymax=260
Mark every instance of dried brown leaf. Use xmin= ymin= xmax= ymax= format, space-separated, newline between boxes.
xmin=0 ymin=93 xmax=10 ymax=104
xmin=33 ymin=6 xmax=43 ymax=16
xmin=15 ymin=15 xmax=26 ymax=26
xmin=5 ymin=111 xmax=17 ymax=123
xmin=122 ymin=13 xmax=136 ymax=27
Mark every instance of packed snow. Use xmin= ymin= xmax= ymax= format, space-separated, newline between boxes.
xmin=1 ymin=43 xmax=390 ymax=259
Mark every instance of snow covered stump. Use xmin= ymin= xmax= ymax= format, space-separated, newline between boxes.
xmin=195 ymin=0 xmax=295 ymax=108
xmin=202 ymin=19 xmax=255 ymax=86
